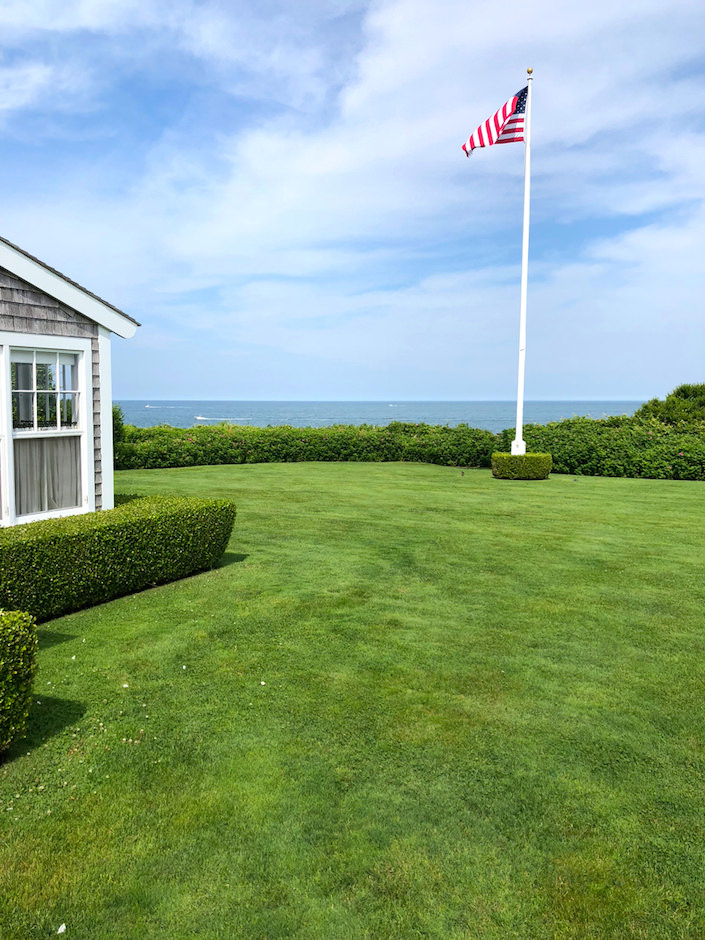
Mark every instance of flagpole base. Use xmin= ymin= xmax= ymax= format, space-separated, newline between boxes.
xmin=511 ymin=439 xmax=527 ymax=455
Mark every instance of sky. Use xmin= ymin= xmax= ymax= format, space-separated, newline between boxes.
xmin=0 ymin=0 xmax=703 ymax=402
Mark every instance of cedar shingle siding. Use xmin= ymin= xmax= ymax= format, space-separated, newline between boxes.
xmin=0 ymin=266 xmax=103 ymax=510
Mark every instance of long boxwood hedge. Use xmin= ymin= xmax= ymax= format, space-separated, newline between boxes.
xmin=115 ymin=422 xmax=497 ymax=471
xmin=0 ymin=496 xmax=236 ymax=622
xmin=0 ymin=609 xmax=37 ymax=754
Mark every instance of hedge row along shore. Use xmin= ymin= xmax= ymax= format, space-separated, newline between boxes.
xmin=0 ymin=496 xmax=236 ymax=623
xmin=115 ymin=416 xmax=705 ymax=480
xmin=116 ymin=422 xmax=498 ymax=471
xmin=496 ymin=416 xmax=705 ymax=480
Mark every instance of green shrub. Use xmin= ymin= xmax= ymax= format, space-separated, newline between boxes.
xmin=114 ymin=414 xmax=705 ymax=481
xmin=496 ymin=417 xmax=705 ymax=480
xmin=0 ymin=610 xmax=38 ymax=754
xmin=115 ymin=422 xmax=497 ymax=470
xmin=491 ymin=452 xmax=552 ymax=480
xmin=0 ymin=497 xmax=236 ymax=622
xmin=112 ymin=403 xmax=125 ymax=447
xmin=634 ymin=384 xmax=705 ymax=425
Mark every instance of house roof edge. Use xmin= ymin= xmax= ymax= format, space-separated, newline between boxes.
xmin=0 ymin=235 xmax=141 ymax=338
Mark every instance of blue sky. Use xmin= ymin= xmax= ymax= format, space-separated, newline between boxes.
xmin=1 ymin=0 xmax=703 ymax=401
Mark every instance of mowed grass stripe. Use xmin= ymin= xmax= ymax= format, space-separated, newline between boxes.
xmin=1 ymin=463 xmax=704 ymax=939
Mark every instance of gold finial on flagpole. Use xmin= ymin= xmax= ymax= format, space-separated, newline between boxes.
xmin=527 ymin=67 xmax=533 ymax=75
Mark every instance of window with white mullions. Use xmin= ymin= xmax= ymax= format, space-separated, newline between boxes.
xmin=11 ymin=350 xmax=79 ymax=432
xmin=4 ymin=343 xmax=87 ymax=521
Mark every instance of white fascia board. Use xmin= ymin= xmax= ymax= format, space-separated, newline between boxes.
xmin=98 ymin=327 xmax=115 ymax=511
xmin=0 ymin=241 xmax=138 ymax=339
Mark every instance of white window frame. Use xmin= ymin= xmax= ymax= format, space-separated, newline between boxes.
xmin=0 ymin=331 xmax=95 ymax=526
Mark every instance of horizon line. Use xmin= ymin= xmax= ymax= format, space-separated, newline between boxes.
xmin=115 ymin=397 xmax=646 ymax=403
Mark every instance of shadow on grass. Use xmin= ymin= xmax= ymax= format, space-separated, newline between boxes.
xmin=3 ymin=696 xmax=86 ymax=764
xmin=36 ymin=629 xmax=75 ymax=650
xmin=113 ymin=492 xmax=145 ymax=506
xmin=218 ymin=552 xmax=248 ymax=568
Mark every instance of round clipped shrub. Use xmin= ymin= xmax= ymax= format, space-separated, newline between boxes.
xmin=491 ymin=452 xmax=552 ymax=480
xmin=0 ymin=610 xmax=38 ymax=754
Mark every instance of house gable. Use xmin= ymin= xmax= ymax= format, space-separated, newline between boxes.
xmin=0 ymin=238 xmax=138 ymax=525
xmin=0 ymin=237 xmax=139 ymax=338
xmin=0 ymin=267 xmax=98 ymax=339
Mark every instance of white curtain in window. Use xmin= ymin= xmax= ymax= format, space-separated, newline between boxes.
xmin=14 ymin=437 xmax=81 ymax=516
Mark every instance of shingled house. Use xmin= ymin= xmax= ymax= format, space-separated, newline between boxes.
xmin=0 ymin=237 xmax=139 ymax=527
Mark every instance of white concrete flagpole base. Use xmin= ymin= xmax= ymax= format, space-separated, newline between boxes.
xmin=511 ymin=439 xmax=527 ymax=455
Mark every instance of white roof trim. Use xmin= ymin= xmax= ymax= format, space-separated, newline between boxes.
xmin=0 ymin=238 xmax=139 ymax=339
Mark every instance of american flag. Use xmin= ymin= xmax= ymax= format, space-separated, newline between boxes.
xmin=462 ymin=86 xmax=528 ymax=156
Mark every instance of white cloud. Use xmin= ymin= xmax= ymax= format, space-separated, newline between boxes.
xmin=0 ymin=0 xmax=177 ymax=34
xmin=0 ymin=61 xmax=89 ymax=117
xmin=0 ymin=0 xmax=366 ymax=112
xmin=0 ymin=0 xmax=703 ymax=398
xmin=0 ymin=62 xmax=55 ymax=112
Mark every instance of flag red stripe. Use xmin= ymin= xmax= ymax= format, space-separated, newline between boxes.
xmin=461 ymin=89 xmax=525 ymax=154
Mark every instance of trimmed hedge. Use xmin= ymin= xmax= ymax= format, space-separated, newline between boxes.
xmin=113 ymin=412 xmax=705 ymax=481
xmin=0 ymin=496 xmax=236 ymax=622
xmin=0 ymin=610 xmax=38 ymax=754
xmin=495 ymin=416 xmax=705 ymax=480
xmin=492 ymin=452 xmax=552 ymax=480
xmin=115 ymin=422 xmax=497 ymax=470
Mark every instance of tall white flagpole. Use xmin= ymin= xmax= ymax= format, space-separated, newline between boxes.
xmin=511 ymin=67 xmax=533 ymax=456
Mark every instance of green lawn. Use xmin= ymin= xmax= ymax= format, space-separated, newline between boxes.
xmin=2 ymin=462 xmax=705 ymax=939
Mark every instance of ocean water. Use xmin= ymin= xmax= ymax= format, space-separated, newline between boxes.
xmin=117 ymin=400 xmax=640 ymax=434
